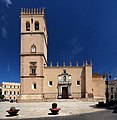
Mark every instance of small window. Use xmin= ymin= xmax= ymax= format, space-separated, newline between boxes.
xmin=31 ymin=18 xmax=33 ymax=23
xmin=48 ymin=81 xmax=52 ymax=86
xmin=26 ymin=21 xmax=30 ymax=31
xmin=31 ymin=45 xmax=36 ymax=53
xmin=77 ymin=81 xmax=80 ymax=86
xmin=14 ymin=91 xmax=16 ymax=95
xmin=111 ymin=87 xmax=113 ymax=92
xmin=4 ymin=85 xmax=6 ymax=88
xmin=17 ymin=91 xmax=19 ymax=95
xmin=32 ymin=83 xmax=36 ymax=90
xmin=111 ymin=95 xmax=113 ymax=99
xmin=10 ymin=91 xmax=12 ymax=95
xmin=35 ymin=21 xmax=39 ymax=31
xmin=10 ymin=85 xmax=12 ymax=88
xmin=14 ymin=86 xmax=15 ymax=88
xmin=4 ymin=91 xmax=6 ymax=95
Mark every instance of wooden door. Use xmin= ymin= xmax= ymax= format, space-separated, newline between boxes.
xmin=62 ymin=87 xmax=68 ymax=99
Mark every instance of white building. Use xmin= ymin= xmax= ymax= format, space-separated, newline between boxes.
xmin=2 ymin=82 xmax=20 ymax=101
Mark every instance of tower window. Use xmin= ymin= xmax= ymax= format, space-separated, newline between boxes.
xmin=77 ymin=81 xmax=80 ymax=86
xmin=35 ymin=21 xmax=39 ymax=31
xmin=30 ymin=62 xmax=37 ymax=75
xmin=26 ymin=21 xmax=30 ymax=31
xmin=31 ymin=69 xmax=36 ymax=74
xmin=31 ymin=45 xmax=36 ymax=53
xmin=32 ymin=83 xmax=37 ymax=90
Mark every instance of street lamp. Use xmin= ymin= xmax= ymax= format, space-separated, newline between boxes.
xmin=103 ymin=73 xmax=111 ymax=103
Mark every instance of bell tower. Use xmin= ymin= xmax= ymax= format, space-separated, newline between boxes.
xmin=20 ymin=8 xmax=48 ymax=101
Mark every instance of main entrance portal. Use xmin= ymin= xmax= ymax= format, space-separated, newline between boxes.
xmin=62 ymin=87 xmax=68 ymax=99
xmin=58 ymin=69 xmax=72 ymax=99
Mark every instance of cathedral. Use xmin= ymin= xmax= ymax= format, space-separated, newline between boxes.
xmin=19 ymin=8 xmax=105 ymax=102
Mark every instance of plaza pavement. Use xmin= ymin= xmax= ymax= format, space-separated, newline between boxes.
xmin=0 ymin=100 xmax=116 ymax=119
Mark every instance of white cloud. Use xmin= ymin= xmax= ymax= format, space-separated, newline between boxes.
xmin=2 ymin=27 xmax=7 ymax=38
xmin=0 ymin=1 xmax=13 ymax=39
xmin=2 ymin=0 xmax=12 ymax=7
xmin=1 ymin=15 xmax=8 ymax=26
xmin=7 ymin=63 xmax=10 ymax=72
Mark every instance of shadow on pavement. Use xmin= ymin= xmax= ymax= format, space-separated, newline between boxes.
xmin=5 ymin=114 xmax=19 ymax=117
xmin=90 ymin=101 xmax=117 ymax=113
xmin=48 ymin=112 xmax=59 ymax=115
xmin=2 ymin=110 xmax=116 ymax=120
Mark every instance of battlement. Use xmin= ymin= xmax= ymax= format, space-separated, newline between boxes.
xmin=46 ymin=60 xmax=92 ymax=67
xmin=21 ymin=7 xmax=45 ymax=15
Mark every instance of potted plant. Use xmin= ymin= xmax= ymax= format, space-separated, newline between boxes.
xmin=6 ymin=106 xmax=20 ymax=116
xmin=49 ymin=103 xmax=61 ymax=114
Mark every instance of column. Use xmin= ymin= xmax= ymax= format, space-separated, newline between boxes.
xmin=68 ymin=85 xmax=72 ymax=98
xmin=58 ymin=85 xmax=62 ymax=98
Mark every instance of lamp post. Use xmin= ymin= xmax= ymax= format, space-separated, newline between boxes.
xmin=103 ymin=74 xmax=111 ymax=103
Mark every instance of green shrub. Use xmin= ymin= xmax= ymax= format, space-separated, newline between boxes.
xmin=10 ymin=106 xmax=16 ymax=111
xmin=52 ymin=103 xmax=57 ymax=108
xmin=0 ymin=95 xmax=4 ymax=99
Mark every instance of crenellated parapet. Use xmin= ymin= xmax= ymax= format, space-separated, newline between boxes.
xmin=47 ymin=61 xmax=92 ymax=67
xmin=83 ymin=60 xmax=93 ymax=66
xmin=21 ymin=7 xmax=45 ymax=15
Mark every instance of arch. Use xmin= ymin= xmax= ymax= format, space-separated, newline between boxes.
xmin=31 ymin=44 xmax=36 ymax=53
xmin=26 ymin=21 xmax=30 ymax=31
xmin=35 ymin=21 xmax=39 ymax=30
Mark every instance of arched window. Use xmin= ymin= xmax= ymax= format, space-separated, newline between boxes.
xmin=31 ymin=45 xmax=36 ymax=53
xmin=26 ymin=21 xmax=30 ymax=31
xmin=35 ymin=21 xmax=39 ymax=31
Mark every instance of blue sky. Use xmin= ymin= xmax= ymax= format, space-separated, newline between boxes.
xmin=0 ymin=0 xmax=117 ymax=83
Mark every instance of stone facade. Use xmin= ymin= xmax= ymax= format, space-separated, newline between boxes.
xmin=1 ymin=82 xmax=20 ymax=101
xmin=108 ymin=80 xmax=117 ymax=101
xmin=19 ymin=8 xmax=105 ymax=102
